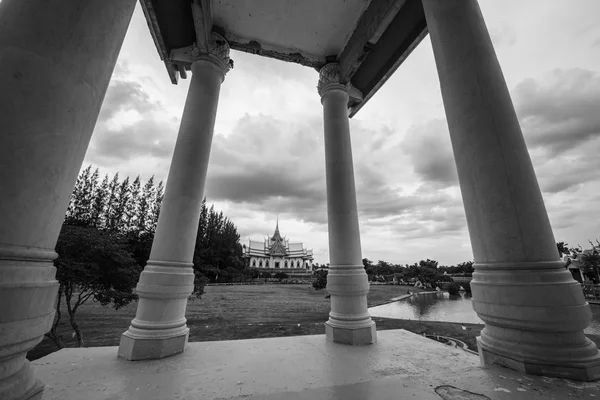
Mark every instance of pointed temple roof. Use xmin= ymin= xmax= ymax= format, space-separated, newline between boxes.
xmin=243 ymin=219 xmax=313 ymax=260
xmin=271 ymin=216 xmax=282 ymax=241
xmin=269 ymin=219 xmax=287 ymax=256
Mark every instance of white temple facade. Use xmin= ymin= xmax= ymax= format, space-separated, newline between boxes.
xmin=243 ymin=222 xmax=313 ymax=272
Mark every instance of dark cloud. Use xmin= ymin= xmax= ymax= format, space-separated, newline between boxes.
xmin=514 ymin=68 xmax=600 ymax=155
xmin=203 ymin=114 xmax=461 ymax=229
xmin=533 ymin=135 xmax=600 ymax=194
xmin=86 ymin=68 xmax=176 ymax=170
xmin=98 ymin=80 xmax=159 ymax=122
xmin=401 ymin=119 xmax=458 ymax=187
xmin=87 ymin=119 xmax=176 ymax=164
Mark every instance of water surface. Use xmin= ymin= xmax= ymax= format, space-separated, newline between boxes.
xmin=368 ymin=292 xmax=600 ymax=335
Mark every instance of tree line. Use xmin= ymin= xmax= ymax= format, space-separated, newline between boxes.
xmin=311 ymin=258 xmax=474 ymax=291
xmin=47 ymin=166 xmax=245 ymax=349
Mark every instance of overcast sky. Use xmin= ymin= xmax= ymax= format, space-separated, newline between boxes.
xmin=84 ymin=0 xmax=600 ymax=266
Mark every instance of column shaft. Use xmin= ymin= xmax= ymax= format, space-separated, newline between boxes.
xmin=119 ymin=55 xmax=227 ymax=361
xmin=0 ymin=0 xmax=135 ymax=399
xmin=422 ymin=0 xmax=600 ymax=381
xmin=319 ymin=64 xmax=376 ymax=345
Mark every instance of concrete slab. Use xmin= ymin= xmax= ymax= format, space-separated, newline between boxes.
xmin=33 ymin=329 xmax=600 ymax=400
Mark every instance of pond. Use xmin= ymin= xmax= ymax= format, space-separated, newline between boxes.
xmin=368 ymin=292 xmax=600 ymax=335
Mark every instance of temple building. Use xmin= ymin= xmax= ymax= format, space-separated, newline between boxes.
xmin=243 ymin=222 xmax=313 ymax=273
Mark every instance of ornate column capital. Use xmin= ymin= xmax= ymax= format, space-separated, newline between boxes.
xmin=317 ymin=63 xmax=350 ymax=97
xmin=190 ymin=32 xmax=233 ymax=77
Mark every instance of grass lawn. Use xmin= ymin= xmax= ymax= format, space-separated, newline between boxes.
xmin=28 ymin=283 xmax=600 ymax=363
xmin=28 ymin=284 xmax=431 ymax=360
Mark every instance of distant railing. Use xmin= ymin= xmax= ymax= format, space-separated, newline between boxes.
xmin=581 ymin=284 xmax=600 ymax=301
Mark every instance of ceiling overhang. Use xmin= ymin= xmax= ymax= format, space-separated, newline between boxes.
xmin=140 ymin=0 xmax=428 ymax=117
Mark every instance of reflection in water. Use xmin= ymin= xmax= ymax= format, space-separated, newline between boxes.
xmin=368 ymin=292 xmax=600 ymax=335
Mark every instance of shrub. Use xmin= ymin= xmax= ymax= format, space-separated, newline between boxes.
xmin=312 ymin=270 xmax=328 ymax=290
xmin=273 ymin=272 xmax=289 ymax=281
xmin=462 ymin=282 xmax=472 ymax=293
xmin=447 ymin=282 xmax=461 ymax=296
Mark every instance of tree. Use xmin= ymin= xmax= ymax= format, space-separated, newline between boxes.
xmin=151 ymin=180 xmax=164 ymax=232
xmin=455 ymin=261 xmax=474 ymax=275
xmin=191 ymin=271 xmax=208 ymax=299
xmin=90 ymin=174 xmax=109 ymax=228
xmin=262 ymin=271 xmax=272 ymax=280
xmin=462 ymin=282 xmax=472 ymax=293
xmin=125 ymin=175 xmax=141 ymax=232
xmin=192 ymin=197 xmax=244 ymax=284
xmin=580 ymin=250 xmax=600 ymax=284
xmin=245 ymin=268 xmax=259 ymax=279
xmin=557 ymin=242 xmax=570 ymax=258
xmin=65 ymin=165 xmax=97 ymax=226
xmin=53 ymin=225 xmax=141 ymax=347
xmin=137 ymin=175 xmax=155 ymax=233
xmin=111 ymin=176 xmax=130 ymax=232
xmin=447 ymin=282 xmax=461 ymax=295
xmin=312 ymin=270 xmax=328 ymax=290
xmin=419 ymin=259 xmax=439 ymax=269
xmin=105 ymin=173 xmax=120 ymax=231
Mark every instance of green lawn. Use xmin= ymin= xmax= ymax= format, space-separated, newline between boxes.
xmin=29 ymin=283 xmax=600 ymax=362
xmin=28 ymin=284 xmax=429 ymax=360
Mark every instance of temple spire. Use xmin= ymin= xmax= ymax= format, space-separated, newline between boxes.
xmin=273 ymin=215 xmax=281 ymax=239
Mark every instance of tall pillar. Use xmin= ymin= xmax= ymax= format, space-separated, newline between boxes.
xmin=0 ymin=0 xmax=135 ymax=399
xmin=118 ymin=36 xmax=230 ymax=361
xmin=318 ymin=63 xmax=376 ymax=345
xmin=422 ymin=0 xmax=600 ymax=381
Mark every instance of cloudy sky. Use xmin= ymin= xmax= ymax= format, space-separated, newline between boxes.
xmin=84 ymin=0 xmax=600 ymax=266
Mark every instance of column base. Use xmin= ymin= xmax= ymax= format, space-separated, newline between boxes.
xmin=478 ymin=337 xmax=600 ymax=382
xmin=472 ymin=261 xmax=600 ymax=381
xmin=0 ymin=362 xmax=44 ymax=400
xmin=118 ymin=329 xmax=189 ymax=361
xmin=325 ymin=321 xmax=376 ymax=345
xmin=15 ymin=379 xmax=44 ymax=400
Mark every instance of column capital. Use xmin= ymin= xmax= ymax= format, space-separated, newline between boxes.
xmin=171 ymin=32 xmax=233 ymax=77
xmin=317 ymin=63 xmax=349 ymax=97
xmin=191 ymin=32 xmax=233 ymax=76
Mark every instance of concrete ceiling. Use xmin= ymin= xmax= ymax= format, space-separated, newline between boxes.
xmin=141 ymin=0 xmax=428 ymax=117
xmin=213 ymin=0 xmax=371 ymax=66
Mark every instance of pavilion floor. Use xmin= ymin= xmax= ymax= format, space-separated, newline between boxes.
xmin=33 ymin=329 xmax=599 ymax=400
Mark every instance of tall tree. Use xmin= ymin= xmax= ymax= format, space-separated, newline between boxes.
xmin=111 ymin=176 xmax=130 ymax=232
xmin=151 ymin=180 xmax=164 ymax=233
xmin=125 ymin=176 xmax=141 ymax=232
xmin=90 ymin=174 xmax=109 ymax=228
xmin=193 ymin=198 xmax=244 ymax=285
xmin=137 ymin=175 xmax=155 ymax=234
xmin=105 ymin=173 xmax=120 ymax=231
xmin=66 ymin=166 xmax=91 ymax=225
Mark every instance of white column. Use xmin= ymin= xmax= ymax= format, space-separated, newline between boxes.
xmin=422 ymin=0 xmax=600 ymax=381
xmin=118 ymin=36 xmax=231 ymax=361
xmin=318 ymin=63 xmax=376 ymax=345
xmin=0 ymin=1 xmax=135 ymax=399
